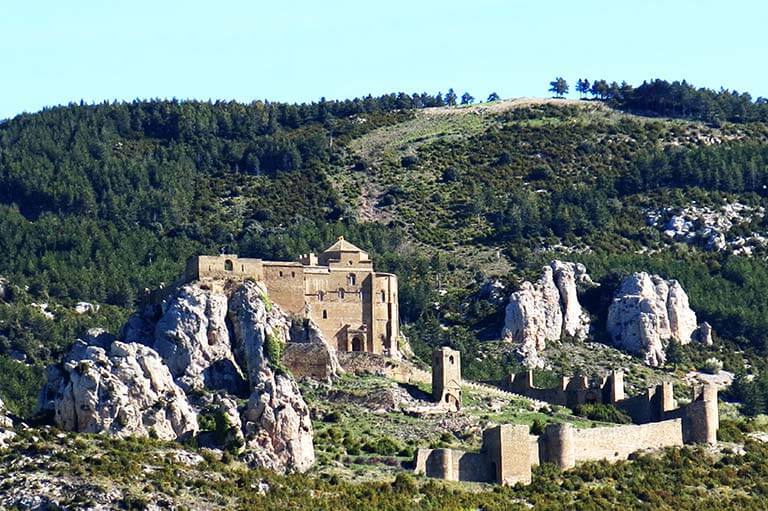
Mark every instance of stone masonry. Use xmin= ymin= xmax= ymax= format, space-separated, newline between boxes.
xmin=184 ymin=237 xmax=399 ymax=358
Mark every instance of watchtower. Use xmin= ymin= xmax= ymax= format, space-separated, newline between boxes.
xmin=432 ymin=347 xmax=462 ymax=411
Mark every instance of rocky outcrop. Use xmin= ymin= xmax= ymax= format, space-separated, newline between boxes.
xmin=154 ymin=284 xmax=246 ymax=393
xmin=41 ymin=279 xmax=317 ymax=472
xmin=229 ymin=282 xmax=315 ymax=472
xmin=39 ymin=340 xmax=198 ymax=440
xmin=502 ymin=261 xmax=592 ymax=367
xmin=0 ymin=398 xmax=14 ymax=449
xmin=607 ymin=273 xmax=702 ymax=366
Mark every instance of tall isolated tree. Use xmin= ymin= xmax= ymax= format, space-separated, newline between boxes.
xmin=576 ymin=78 xmax=591 ymax=98
xmin=487 ymin=92 xmax=500 ymax=102
xmin=445 ymin=88 xmax=458 ymax=106
xmin=460 ymin=92 xmax=475 ymax=105
xmin=549 ymin=77 xmax=569 ymax=98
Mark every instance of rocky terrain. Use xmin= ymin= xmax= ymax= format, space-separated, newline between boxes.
xmin=607 ymin=272 xmax=709 ymax=366
xmin=37 ymin=280 xmax=319 ymax=473
xmin=502 ymin=261 xmax=593 ymax=367
xmin=502 ymin=263 xmax=712 ymax=368
xmin=646 ymin=202 xmax=767 ymax=255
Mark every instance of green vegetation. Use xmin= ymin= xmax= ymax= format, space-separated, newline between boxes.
xmin=4 ymin=426 xmax=768 ymax=509
xmin=573 ymin=403 xmax=632 ymax=424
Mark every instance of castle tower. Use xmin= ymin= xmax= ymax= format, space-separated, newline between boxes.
xmin=482 ymin=425 xmax=533 ymax=485
xmin=684 ymin=383 xmax=719 ymax=445
xmin=432 ymin=347 xmax=462 ymax=411
xmin=543 ymin=423 xmax=575 ymax=470
xmin=606 ymin=370 xmax=625 ymax=404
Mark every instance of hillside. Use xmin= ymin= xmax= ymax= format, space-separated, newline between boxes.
xmin=3 ymin=80 xmax=768 ymax=508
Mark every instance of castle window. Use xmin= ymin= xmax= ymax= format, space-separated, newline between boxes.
xmin=279 ymin=270 xmax=283 ymax=277
xmin=348 ymin=273 xmax=356 ymax=286
xmin=348 ymin=260 xmax=353 ymax=265
xmin=380 ymin=290 xmax=386 ymax=303
xmin=338 ymin=288 xmax=345 ymax=299
xmin=224 ymin=260 xmax=234 ymax=272
xmin=241 ymin=265 xmax=244 ymax=272
xmin=291 ymin=271 xmax=296 ymax=278
xmin=449 ymin=355 xmax=455 ymax=365
xmin=322 ymin=310 xmax=328 ymax=319
xmin=318 ymin=291 xmax=325 ymax=302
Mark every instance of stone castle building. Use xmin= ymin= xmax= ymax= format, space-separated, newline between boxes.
xmin=415 ymin=370 xmax=719 ymax=486
xmin=185 ymin=237 xmax=399 ymax=356
xmin=432 ymin=347 xmax=462 ymax=411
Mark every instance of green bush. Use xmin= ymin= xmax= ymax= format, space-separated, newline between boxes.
xmin=573 ymin=403 xmax=632 ymax=424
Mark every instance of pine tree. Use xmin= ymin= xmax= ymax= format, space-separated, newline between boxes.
xmin=549 ymin=77 xmax=569 ymax=98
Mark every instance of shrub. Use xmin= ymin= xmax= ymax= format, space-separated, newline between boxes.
xmin=400 ymin=155 xmax=419 ymax=168
xmin=265 ymin=331 xmax=283 ymax=366
xmin=701 ymin=357 xmax=723 ymax=374
xmin=573 ymin=403 xmax=632 ymax=424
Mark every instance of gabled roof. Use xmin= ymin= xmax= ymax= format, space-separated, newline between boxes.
xmin=323 ymin=236 xmax=365 ymax=253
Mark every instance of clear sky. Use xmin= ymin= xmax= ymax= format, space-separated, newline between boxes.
xmin=1 ymin=0 xmax=766 ymax=120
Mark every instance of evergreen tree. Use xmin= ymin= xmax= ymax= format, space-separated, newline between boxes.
xmin=576 ymin=79 xmax=591 ymax=98
xmin=460 ymin=92 xmax=475 ymax=105
xmin=445 ymin=88 xmax=458 ymax=106
xmin=487 ymin=92 xmax=500 ymax=102
xmin=549 ymin=77 xmax=569 ymax=98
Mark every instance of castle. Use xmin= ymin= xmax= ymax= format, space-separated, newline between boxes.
xmin=184 ymin=237 xmax=399 ymax=357
xmin=416 ymin=365 xmax=719 ymax=486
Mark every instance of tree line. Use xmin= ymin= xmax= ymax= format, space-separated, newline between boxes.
xmin=549 ymin=77 xmax=768 ymax=124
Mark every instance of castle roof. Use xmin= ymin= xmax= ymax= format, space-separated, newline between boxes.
xmin=323 ymin=236 xmax=365 ymax=254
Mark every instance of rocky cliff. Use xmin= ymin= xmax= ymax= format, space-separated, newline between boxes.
xmin=502 ymin=261 xmax=593 ymax=367
xmin=40 ymin=280 xmax=321 ymax=472
xmin=606 ymin=272 xmax=706 ymax=366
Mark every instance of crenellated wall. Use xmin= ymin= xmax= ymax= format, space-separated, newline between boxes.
xmin=416 ymin=374 xmax=718 ymax=486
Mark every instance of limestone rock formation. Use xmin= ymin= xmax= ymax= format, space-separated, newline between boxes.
xmin=607 ymin=273 xmax=701 ymax=366
xmin=39 ymin=340 xmax=198 ymax=440
xmin=0 ymin=397 xmax=14 ymax=449
xmin=41 ymin=279 xmax=316 ymax=473
xmin=154 ymin=284 xmax=246 ymax=393
xmin=229 ymin=282 xmax=315 ymax=472
xmin=502 ymin=261 xmax=592 ymax=367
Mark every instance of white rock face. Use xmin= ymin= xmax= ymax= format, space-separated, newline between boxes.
xmin=74 ymin=302 xmax=100 ymax=314
xmin=607 ymin=272 xmax=699 ymax=367
xmin=229 ymin=282 xmax=315 ymax=472
xmin=0 ymin=398 xmax=13 ymax=449
xmin=502 ymin=261 xmax=592 ymax=366
xmin=40 ymin=340 xmax=198 ymax=440
xmin=41 ymin=279 xmax=316 ymax=473
xmin=154 ymin=284 xmax=245 ymax=393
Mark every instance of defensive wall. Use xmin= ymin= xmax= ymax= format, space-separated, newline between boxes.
xmin=416 ymin=370 xmax=718 ymax=485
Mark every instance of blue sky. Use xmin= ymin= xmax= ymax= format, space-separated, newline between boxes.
xmin=1 ymin=0 xmax=766 ymax=120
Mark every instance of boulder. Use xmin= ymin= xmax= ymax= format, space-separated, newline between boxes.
xmin=74 ymin=302 xmax=100 ymax=314
xmin=502 ymin=261 xmax=592 ymax=366
xmin=229 ymin=282 xmax=315 ymax=472
xmin=607 ymin=272 xmax=699 ymax=366
xmin=154 ymin=284 xmax=246 ymax=393
xmin=39 ymin=340 xmax=198 ymax=440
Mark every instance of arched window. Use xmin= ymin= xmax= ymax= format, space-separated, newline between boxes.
xmin=380 ymin=290 xmax=386 ymax=303
xmin=224 ymin=260 xmax=234 ymax=271
xmin=338 ymin=288 xmax=345 ymax=299
xmin=322 ymin=310 xmax=328 ymax=319
xmin=279 ymin=270 xmax=283 ymax=277
xmin=352 ymin=337 xmax=363 ymax=352
xmin=318 ymin=291 xmax=325 ymax=302
xmin=449 ymin=355 xmax=455 ymax=365
xmin=348 ymin=273 xmax=356 ymax=286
